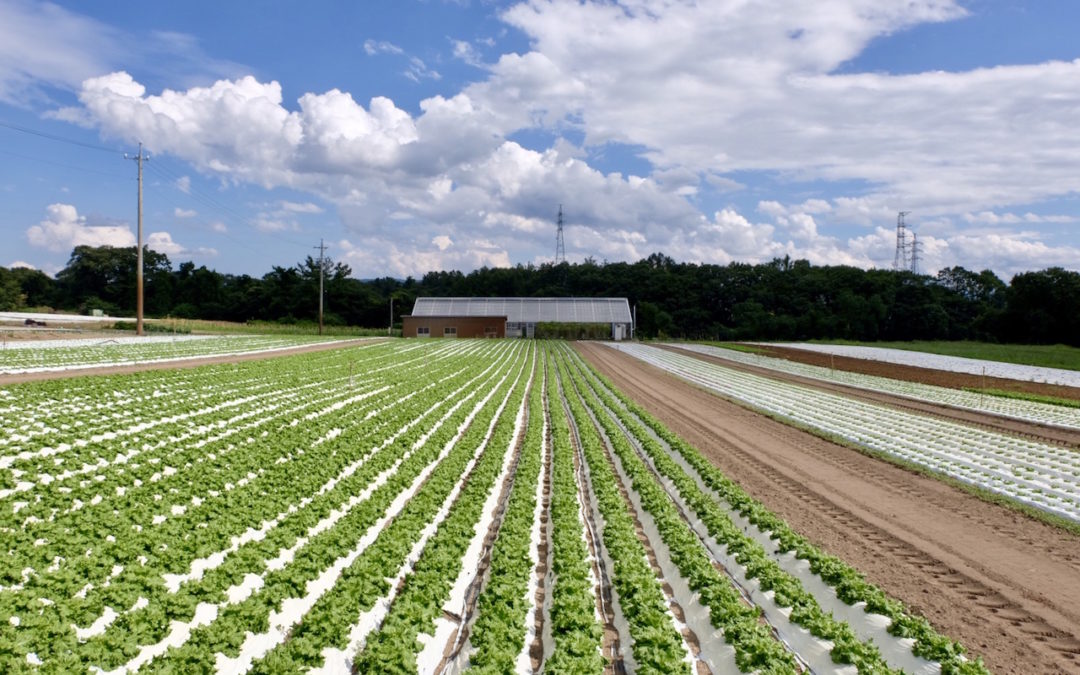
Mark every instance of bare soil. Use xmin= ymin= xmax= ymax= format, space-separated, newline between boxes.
xmin=752 ymin=343 xmax=1080 ymax=402
xmin=0 ymin=338 xmax=384 ymax=386
xmin=577 ymin=342 xmax=1080 ymax=674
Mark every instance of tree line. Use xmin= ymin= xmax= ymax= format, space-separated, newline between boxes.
xmin=1 ymin=246 xmax=1078 ymax=345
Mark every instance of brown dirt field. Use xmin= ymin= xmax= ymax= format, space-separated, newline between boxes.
xmin=577 ymin=342 xmax=1080 ymax=674
xmin=0 ymin=338 xmax=384 ymax=386
xmin=752 ymin=343 xmax=1080 ymax=402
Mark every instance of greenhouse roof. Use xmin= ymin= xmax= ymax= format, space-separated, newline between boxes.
xmin=410 ymin=297 xmax=632 ymax=324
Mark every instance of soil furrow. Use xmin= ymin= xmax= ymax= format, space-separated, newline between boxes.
xmin=578 ymin=342 xmax=1080 ymax=674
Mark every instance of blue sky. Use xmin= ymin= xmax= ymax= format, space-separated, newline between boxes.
xmin=2 ymin=0 xmax=1079 ymax=279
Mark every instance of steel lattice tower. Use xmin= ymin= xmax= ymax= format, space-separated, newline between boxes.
xmin=893 ymin=211 xmax=911 ymax=271
xmin=555 ymin=204 xmax=566 ymax=264
xmin=910 ymin=231 xmax=923 ymax=275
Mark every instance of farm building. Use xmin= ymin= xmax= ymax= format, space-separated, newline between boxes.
xmin=403 ymin=297 xmax=633 ymax=339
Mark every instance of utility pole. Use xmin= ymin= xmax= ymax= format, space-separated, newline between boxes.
xmin=389 ymin=297 xmax=394 ymax=336
xmin=125 ymin=143 xmax=149 ymax=335
xmin=314 ymin=239 xmax=327 ymax=335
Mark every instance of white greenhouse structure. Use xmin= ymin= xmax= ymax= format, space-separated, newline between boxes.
xmin=405 ymin=297 xmax=633 ymax=339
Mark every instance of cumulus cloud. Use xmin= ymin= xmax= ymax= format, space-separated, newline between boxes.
xmin=174 ymin=207 xmax=196 ymax=218
xmin=146 ymin=231 xmax=217 ymax=258
xmin=337 ymin=236 xmax=509 ymax=278
xmin=8 ymin=260 xmax=35 ymax=270
xmin=487 ymin=0 xmax=1080 ymax=215
xmin=23 ymin=204 xmax=215 ymax=260
xmin=26 ymin=203 xmax=134 ymax=252
xmin=53 ymin=2 xmax=1080 ymax=277
xmin=175 ymin=175 xmax=191 ymax=193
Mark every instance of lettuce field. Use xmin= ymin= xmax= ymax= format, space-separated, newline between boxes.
xmin=0 ymin=339 xmax=988 ymax=673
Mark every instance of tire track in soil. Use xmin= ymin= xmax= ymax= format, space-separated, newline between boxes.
xmin=578 ymin=342 xmax=1080 ymax=675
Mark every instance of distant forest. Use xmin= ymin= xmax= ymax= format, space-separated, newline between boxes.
xmin=2 ymin=245 xmax=1078 ymax=345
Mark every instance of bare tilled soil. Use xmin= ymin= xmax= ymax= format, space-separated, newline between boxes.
xmin=577 ymin=342 xmax=1080 ymax=674
xmin=0 ymin=338 xmax=383 ymax=386
xmin=752 ymin=343 xmax=1080 ymax=402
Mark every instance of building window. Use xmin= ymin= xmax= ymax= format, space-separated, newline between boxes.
xmin=417 ymin=326 xmax=430 ymax=337
xmin=444 ymin=326 xmax=457 ymax=337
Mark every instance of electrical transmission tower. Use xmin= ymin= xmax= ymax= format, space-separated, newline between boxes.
xmin=554 ymin=204 xmax=566 ymax=264
xmin=909 ymin=231 xmax=923 ymax=275
xmin=893 ymin=211 xmax=911 ymax=271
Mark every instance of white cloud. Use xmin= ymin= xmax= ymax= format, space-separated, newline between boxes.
xmin=404 ymin=56 xmax=440 ymax=83
xmin=963 ymin=211 xmax=1076 ymax=225
xmin=0 ymin=0 xmax=120 ymax=105
xmin=210 ymin=221 xmax=227 ymax=233
xmin=175 ymin=175 xmax=191 ymax=193
xmin=26 ymin=203 xmax=134 ymax=252
xmin=484 ymin=1 xmax=1080 ymax=216
xmin=279 ymin=200 xmax=324 ymax=214
xmin=55 ymin=1 xmax=1080 ymax=278
xmin=451 ymin=40 xmax=485 ymax=68
xmin=253 ymin=216 xmax=297 ymax=233
xmin=146 ymin=231 xmax=217 ymax=258
xmin=8 ymin=260 xmax=34 ymax=270
xmin=363 ymin=39 xmax=438 ymax=82
xmin=337 ymin=236 xmax=510 ymax=278
xmin=174 ymin=207 xmax=196 ymax=218
xmin=432 ymin=235 xmax=453 ymax=251
xmin=363 ymin=40 xmax=403 ymax=56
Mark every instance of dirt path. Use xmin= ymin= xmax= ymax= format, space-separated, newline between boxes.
xmin=661 ymin=345 xmax=1080 ymax=447
xmin=752 ymin=343 xmax=1080 ymax=402
xmin=577 ymin=342 xmax=1080 ymax=674
xmin=0 ymin=338 xmax=385 ymax=386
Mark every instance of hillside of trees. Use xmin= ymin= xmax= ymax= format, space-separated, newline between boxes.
xmin=2 ymin=246 xmax=1078 ymax=346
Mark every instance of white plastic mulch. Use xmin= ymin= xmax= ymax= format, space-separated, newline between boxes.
xmin=765 ymin=343 xmax=1080 ymax=389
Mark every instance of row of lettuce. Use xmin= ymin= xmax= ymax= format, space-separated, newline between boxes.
xmin=612 ymin=343 xmax=1080 ymax=524
xmin=0 ymin=339 xmax=987 ymax=673
xmin=0 ymin=334 xmax=346 ymax=374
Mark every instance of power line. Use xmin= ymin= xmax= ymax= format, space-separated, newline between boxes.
xmin=0 ymin=120 xmax=121 ymax=154
xmin=147 ymin=159 xmax=311 ymax=249
xmin=0 ymin=148 xmax=131 ymax=180
xmin=3 ymin=119 xmax=319 ymax=264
